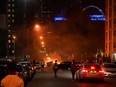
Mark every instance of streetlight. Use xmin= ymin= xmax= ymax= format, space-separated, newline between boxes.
xmin=40 ymin=36 xmax=43 ymax=40
xmin=34 ymin=24 xmax=41 ymax=31
xmin=26 ymin=24 xmax=40 ymax=56
xmin=13 ymin=35 xmax=16 ymax=59
xmin=27 ymin=24 xmax=40 ymax=46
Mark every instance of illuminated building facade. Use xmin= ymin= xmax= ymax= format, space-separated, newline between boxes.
xmin=6 ymin=0 xmax=16 ymax=57
xmin=0 ymin=0 xmax=15 ymax=58
xmin=105 ymin=0 xmax=116 ymax=61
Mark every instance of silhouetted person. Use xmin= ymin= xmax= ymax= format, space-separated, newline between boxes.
xmin=53 ymin=60 xmax=59 ymax=78
xmin=70 ymin=59 xmax=77 ymax=80
xmin=0 ymin=61 xmax=24 ymax=87
xmin=41 ymin=59 xmax=45 ymax=71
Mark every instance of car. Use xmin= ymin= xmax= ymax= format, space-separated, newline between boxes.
xmin=58 ymin=61 xmax=72 ymax=70
xmin=0 ymin=60 xmax=11 ymax=67
xmin=101 ymin=63 xmax=116 ymax=77
xmin=19 ymin=60 xmax=35 ymax=80
xmin=75 ymin=63 xmax=104 ymax=82
xmin=34 ymin=61 xmax=41 ymax=69
xmin=16 ymin=63 xmax=28 ymax=86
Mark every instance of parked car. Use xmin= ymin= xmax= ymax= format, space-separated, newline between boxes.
xmin=58 ymin=61 xmax=72 ymax=70
xmin=34 ymin=61 xmax=41 ymax=69
xmin=0 ymin=60 xmax=11 ymax=67
xmin=19 ymin=60 xmax=35 ymax=80
xmin=76 ymin=63 xmax=104 ymax=82
xmin=101 ymin=63 xmax=116 ymax=77
xmin=16 ymin=63 xmax=28 ymax=86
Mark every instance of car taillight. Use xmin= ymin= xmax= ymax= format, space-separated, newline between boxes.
xmin=82 ymin=69 xmax=88 ymax=73
xmin=90 ymin=66 xmax=95 ymax=70
xmin=99 ymin=70 xmax=104 ymax=74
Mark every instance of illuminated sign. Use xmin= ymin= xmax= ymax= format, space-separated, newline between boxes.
xmin=54 ymin=17 xmax=67 ymax=21
xmin=90 ymin=15 xmax=105 ymax=21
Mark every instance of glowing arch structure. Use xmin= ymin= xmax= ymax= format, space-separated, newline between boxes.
xmin=82 ymin=5 xmax=105 ymax=21
xmin=83 ymin=5 xmax=105 ymax=16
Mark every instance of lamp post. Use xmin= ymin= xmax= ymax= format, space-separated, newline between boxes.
xmin=26 ymin=24 xmax=40 ymax=57
xmin=13 ymin=35 xmax=16 ymax=59
xmin=27 ymin=24 xmax=40 ymax=46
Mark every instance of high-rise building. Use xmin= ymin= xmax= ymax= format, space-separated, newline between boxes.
xmin=105 ymin=0 xmax=116 ymax=61
xmin=39 ymin=0 xmax=53 ymax=24
xmin=0 ymin=0 xmax=8 ymax=58
xmin=6 ymin=0 xmax=16 ymax=57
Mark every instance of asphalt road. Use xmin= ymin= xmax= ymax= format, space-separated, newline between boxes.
xmin=26 ymin=67 xmax=116 ymax=87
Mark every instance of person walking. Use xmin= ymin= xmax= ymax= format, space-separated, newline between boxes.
xmin=41 ymin=59 xmax=45 ymax=72
xmin=0 ymin=61 xmax=24 ymax=87
xmin=70 ymin=59 xmax=77 ymax=80
xmin=53 ymin=60 xmax=59 ymax=78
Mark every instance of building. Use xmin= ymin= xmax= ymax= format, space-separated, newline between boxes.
xmin=105 ymin=0 xmax=116 ymax=61
xmin=0 ymin=0 xmax=8 ymax=58
xmin=6 ymin=0 xmax=16 ymax=58
xmin=39 ymin=0 xmax=53 ymax=24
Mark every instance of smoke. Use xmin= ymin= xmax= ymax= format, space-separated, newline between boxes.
xmin=45 ymin=4 xmax=104 ymax=60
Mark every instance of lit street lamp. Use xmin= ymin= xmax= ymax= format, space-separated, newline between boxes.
xmin=34 ymin=24 xmax=41 ymax=31
xmin=40 ymin=36 xmax=43 ymax=40
xmin=26 ymin=24 xmax=40 ymax=57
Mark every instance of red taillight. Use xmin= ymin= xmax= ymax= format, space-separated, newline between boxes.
xmin=91 ymin=66 xmax=95 ymax=70
xmin=82 ymin=69 xmax=88 ymax=73
xmin=99 ymin=70 xmax=104 ymax=74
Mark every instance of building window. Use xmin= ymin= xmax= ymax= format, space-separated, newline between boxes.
xmin=9 ymin=45 xmax=11 ymax=48
xmin=8 ymin=40 xmax=11 ymax=43
xmin=12 ymin=19 xmax=14 ymax=22
xmin=114 ymin=30 xmax=116 ymax=36
xmin=105 ymin=32 xmax=108 ymax=40
xmin=12 ymin=9 xmax=14 ymax=12
xmin=109 ymin=19 xmax=112 ymax=29
xmin=8 ymin=35 xmax=11 ymax=38
xmin=8 ymin=24 xmax=11 ymax=27
xmin=8 ymin=14 xmax=11 ymax=17
xmin=12 ymin=4 xmax=14 ymax=7
xmin=8 ymin=9 xmax=11 ymax=12
xmin=109 ymin=42 xmax=112 ymax=52
xmin=8 ymin=4 xmax=11 ymax=7
xmin=106 ymin=43 xmax=107 ymax=49
xmin=114 ymin=6 xmax=116 ymax=13
xmin=8 ymin=29 xmax=11 ymax=32
xmin=109 ymin=31 xmax=111 ymax=40
xmin=12 ymin=14 xmax=14 ymax=17
xmin=109 ymin=8 xmax=112 ymax=18
xmin=109 ymin=0 xmax=112 ymax=7
xmin=12 ymin=50 xmax=14 ymax=53
xmin=12 ymin=40 xmax=14 ymax=43
xmin=114 ymin=42 xmax=116 ymax=48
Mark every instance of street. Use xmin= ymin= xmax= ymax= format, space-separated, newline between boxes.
xmin=27 ymin=67 xmax=116 ymax=87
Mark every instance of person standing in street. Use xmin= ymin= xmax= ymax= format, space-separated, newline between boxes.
xmin=0 ymin=61 xmax=24 ymax=87
xmin=53 ymin=60 xmax=59 ymax=78
xmin=41 ymin=59 xmax=45 ymax=72
xmin=70 ymin=59 xmax=77 ymax=80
